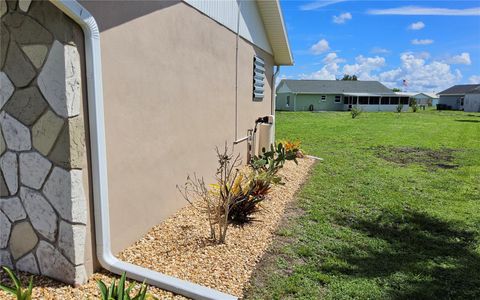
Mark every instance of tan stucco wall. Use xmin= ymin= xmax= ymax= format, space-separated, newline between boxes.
xmin=79 ymin=1 xmax=273 ymax=256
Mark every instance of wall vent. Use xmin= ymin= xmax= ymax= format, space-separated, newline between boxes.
xmin=253 ymin=55 xmax=265 ymax=101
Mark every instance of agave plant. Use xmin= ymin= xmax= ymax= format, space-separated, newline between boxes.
xmin=97 ymin=272 xmax=152 ymax=300
xmin=0 ymin=266 xmax=33 ymax=300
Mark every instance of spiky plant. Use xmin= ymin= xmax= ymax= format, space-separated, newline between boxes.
xmin=0 ymin=266 xmax=33 ymax=300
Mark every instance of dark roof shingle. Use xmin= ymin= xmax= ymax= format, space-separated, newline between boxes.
xmin=278 ymin=79 xmax=394 ymax=94
xmin=438 ymin=84 xmax=480 ymax=95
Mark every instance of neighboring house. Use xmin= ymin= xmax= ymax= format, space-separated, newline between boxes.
xmin=0 ymin=0 xmax=292 ymax=291
xmin=464 ymin=86 xmax=480 ymax=112
xmin=276 ymin=80 xmax=410 ymax=112
xmin=394 ymin=92 xmax=438 ymax=107
xmin=410 ymin=93 xmax=439 ymax=106
xmin=437 ymin=84 xmax=480 ymax=110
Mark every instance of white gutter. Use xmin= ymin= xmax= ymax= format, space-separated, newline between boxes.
xmin=51 ymin=1 xmax=236 ymax=299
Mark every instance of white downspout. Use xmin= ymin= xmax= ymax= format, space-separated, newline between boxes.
xmin=271 ymin=66 xmax=280 ymax=115
xmin=270 ymin=66 xmax=280 ymax=143
xmin=51 ymin=1 xmax=236 ymax=299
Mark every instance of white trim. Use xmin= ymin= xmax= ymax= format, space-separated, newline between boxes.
xmin=51 ymin=1 xmax=236 ymax=299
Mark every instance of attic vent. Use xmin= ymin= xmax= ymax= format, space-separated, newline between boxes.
xmin=253 ymin=55 xmax=265 ymax=101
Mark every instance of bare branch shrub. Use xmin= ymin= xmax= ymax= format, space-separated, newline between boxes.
xmin=177 ymin=143 xmax=242 ymax=243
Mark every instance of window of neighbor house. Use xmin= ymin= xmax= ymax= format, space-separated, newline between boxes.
xmin=370 ymin=97 xmax=380 ymax=104
xmin=381 ymin=97 xmax=390 ymax=105
xmin=321 ymin=95 xmax=326 ymax=101
xmin=401 ymin=97 xmax=409 ymax=105
xmin=359 ymin=96 xmax=369 ymax=104
xmin=390 ymin=97 xmax=399 ymax=105
xmin=335 ymin=95 xmax=342 ymax=103
xmin=286 ymin=95 xmax=290 ymax=107
xmin=253 ymin=55 xmax=265 ymax=101
xmin=344 ymin=96 xmax=349 ymax=104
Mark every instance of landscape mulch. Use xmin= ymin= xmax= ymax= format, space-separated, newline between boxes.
xmin=0 ymin=158 xmax=315 ymax=299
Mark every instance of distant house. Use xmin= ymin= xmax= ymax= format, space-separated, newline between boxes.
xmin=276 ymin=80 xmax=410 ymax=112
xmin=464 ymin=86 xmax=480 ymax=112
xmin=411 ymin=93 xmax=439 ymax=106
xmin=437 ymin=84 xmax=480 ymax=111
xmin=394 ymin=92 xmax=438 ymax=107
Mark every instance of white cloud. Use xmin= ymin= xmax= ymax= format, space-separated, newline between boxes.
xmin=323 ymin=52 xmax=345 ymax=64
xmin=379 ymin=52 xmax=462 ymax=92
xmin=300 ymin=52 xmax=344 ymax=80
xmin=371 ymin=47 xmax=390 ymax=54
xmin=300 ymin=0 xmax=347 ymax=11
xmin=342 ymin=55 xmax=386 ymax=80
xmin=367 ymin=6 xmax=480 ymax=16
xmin=310 ymin=39 xmax=330 ymax=55
xmin=298 ymin=51 xmax=466 ymax=92
xmin=379 ymin=68 xmax=402 ymax=82
xmin=408 ymin=21 xmax=425 ymax=30
xmin=444 ymin=52 xmax=471 ymax=65
xmin=333 ymin=12 xmax=352 ymax=24
xmin=469 ymin=75 xmax=480 ymax=84
xmin=411 ymin=39 xmax=434 ymax=45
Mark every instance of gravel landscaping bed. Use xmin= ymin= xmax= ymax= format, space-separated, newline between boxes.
xmin=0 ymin=158 xmax=315 ymax=299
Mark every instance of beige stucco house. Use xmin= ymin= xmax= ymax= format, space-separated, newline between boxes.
xmin=0 ymin=0 xmax=292 ymax=297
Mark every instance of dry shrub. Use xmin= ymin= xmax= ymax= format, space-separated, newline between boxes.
xmin=177 ymin=143 xmax=243 ymax=243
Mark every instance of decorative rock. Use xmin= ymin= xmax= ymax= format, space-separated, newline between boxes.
xmin=0 ymin=0 xmax=6 ymax=17
xmin=32 ymin=109 xmax=64 ymax=156
xmin=28 ymin=1 xmax=78 ymax=45
xmin=20 ymin=187 xmax=57 ymax=242
xmin=58 ymin=221 xmax=85 ymax=264
xmin=10 ymin=221 xmax=38 ymax=259
xmin=3 ymin=41 xmax=36 ymax=87
xmin=0 ymin=26 xmax=9 ymax=70
xmin=0 ymin=151 xmax=17 ymax=194
xmin=0 ymin=112 xmax=31 ymax=151
xmin=0 ymin=250 xmax=13 ymax=269
xmin=21 ymin=44 xmax=48 ymax=69
xmin=49 ymin=116 xmax=85 ymax=169
xmin=16 ymin=253 xmax=39 ymax=274
xmin=4 ymin=87 xmax=48 ymax=126
xmin=36 ymin=241 xmax=87 ymax=285
xmin=7 ymin=14 xmax=53 ymax=45
xmin=0 ymin=72 xmax=14 ymax=110
xmin=0 ymin=211 xmax=11 ymax=248
xmin=0 ymin=197 xmax=26 ymax=222
xmin=5 ymin=0 xmax=16 ymax=11
xmin=0 ymin=130 xmax=5 ymax=156
xmin=38 ymin=40 xmax=81 ymax=118
xmin=0 ymin=173 xmax=8 ymax=197
xmin=18 ymin=0 xmax=31 ymax=12
xmin=42 ymin=167 xmax=86 ymax=224
xmin=19 ymin=152 xmax=52 ymax=189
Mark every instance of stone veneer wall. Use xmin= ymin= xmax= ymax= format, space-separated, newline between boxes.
xmin=0 ymin=0 xmax=88 ymax=285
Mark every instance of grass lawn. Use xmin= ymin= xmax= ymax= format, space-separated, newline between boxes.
xmin=245 ymin=110 xmax=480 ymax=300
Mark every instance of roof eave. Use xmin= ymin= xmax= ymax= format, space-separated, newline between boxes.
xmin=256 ymin=0 xmax=293 ymax=66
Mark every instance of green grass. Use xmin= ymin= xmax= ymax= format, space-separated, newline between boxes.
xmin=246 ymin=110 xmax=480 ymax=300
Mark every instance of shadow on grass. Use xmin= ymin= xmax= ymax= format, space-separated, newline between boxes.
xmin=330 ymin=211 xmax=480 ymax=299
xmin=454 ymin=119 xmax=480 ymax=123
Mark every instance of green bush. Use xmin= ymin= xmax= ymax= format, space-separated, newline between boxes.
xmin=411 ymin=99 xmax=418 ymax=112
xmin=396 ymin=104 xmax=404 ymax=113
xmin=97 ymin=272 xmax=153 ymax=300
xmin=0 ymin=266 xmax=33 ymax=300
xmin=350 ymin=107 xmax=362 ymax=119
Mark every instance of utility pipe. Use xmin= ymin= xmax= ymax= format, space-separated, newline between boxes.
xmin=51 ymin=1 xmax=236 ymax=299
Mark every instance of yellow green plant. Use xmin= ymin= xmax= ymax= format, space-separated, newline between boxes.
xmin=0 ymin=266 xmax=33 ymax=300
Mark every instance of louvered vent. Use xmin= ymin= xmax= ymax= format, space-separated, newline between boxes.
xmin=253 ymin=56 xmax=265 ymax=101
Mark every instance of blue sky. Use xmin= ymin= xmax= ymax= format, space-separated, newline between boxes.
xmin=278 ymin=0 xmax=480 ymax=92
